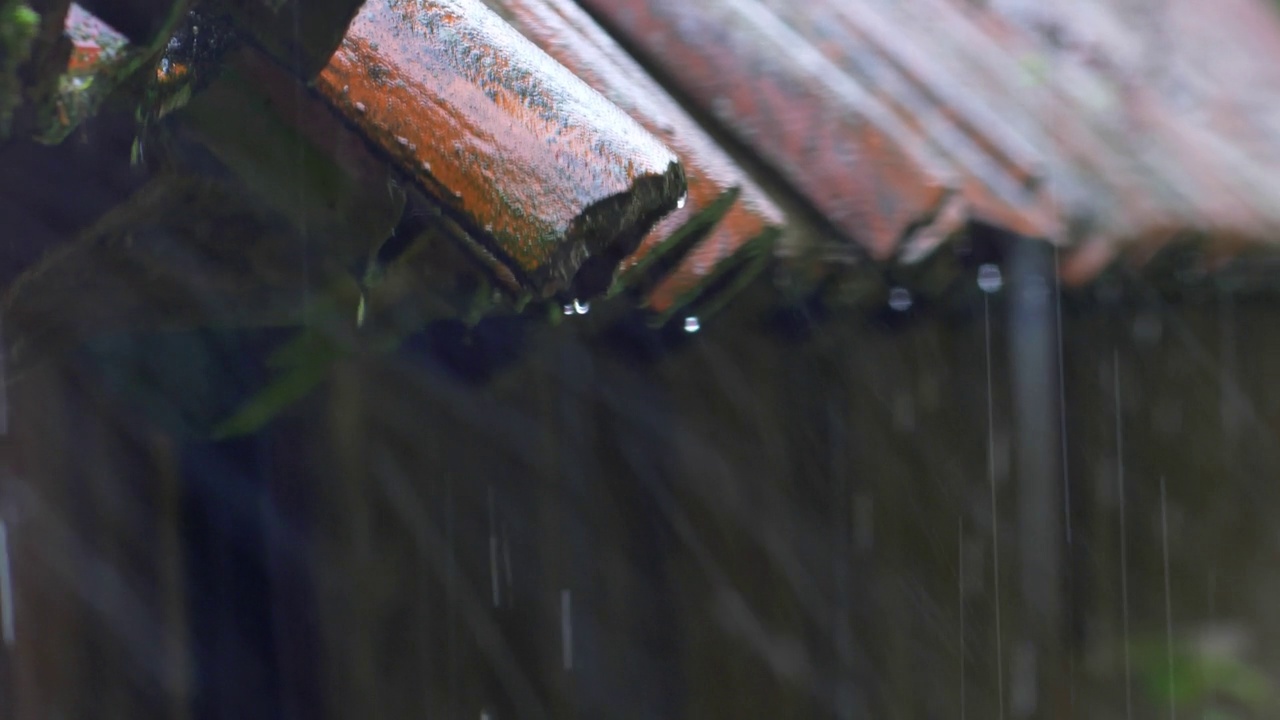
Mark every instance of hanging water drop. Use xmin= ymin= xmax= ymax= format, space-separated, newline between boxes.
xmin=676 ymin=192 xmax=688 ymax=209
xmin=562 ymin=303 xmax=575 ymax=316
xmin=978 ymin=263 xmax=1003 ymax=293
xmin=354 ymin=101 xmax=367 ymax=113
xmin=888 ymin=287 xmax=913 ymax=312
xmin=573 ymin=299 xmax=590 ymax=315
xmin=683 ymin=316 xmax=701 ymax=333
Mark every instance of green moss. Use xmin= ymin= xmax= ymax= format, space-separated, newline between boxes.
xmin=0 ymin=0 xmax=40 ymax=137
xmin=35 ymin=0 xmax=191 ymax=145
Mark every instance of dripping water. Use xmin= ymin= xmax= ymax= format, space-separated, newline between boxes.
xmin=1054 ymin=248 xmax=1076 ymax=706
xmin=984 ymin=289 xmax=1005 ymax=720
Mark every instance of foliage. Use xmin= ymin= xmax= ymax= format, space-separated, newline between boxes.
xmin=0 ymin=0 xmax=39 ymax=136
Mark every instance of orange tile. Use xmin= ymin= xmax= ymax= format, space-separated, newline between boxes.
xmin=768 ymin=0 xmax=1059 ymax=242
xmin=499 ymin=0 xmax=785 ymax=315
xmin=312 ymin=0 xmax=686 ymax=298
xmin=575 ymin=0 xmax=958 ymax=262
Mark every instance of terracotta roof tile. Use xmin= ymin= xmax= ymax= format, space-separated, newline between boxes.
xmin=574 ymin=0 xmax=960 ymax=262
xmin=312 ymin=0 xmax=687 ymax=298
xmin=576 ymin=0 xmax=1280 ymax=284
xmin=496 ymin=0 xmax=785 ymax=319
xmin=757 ymin=0 xmax=1058 ymax=242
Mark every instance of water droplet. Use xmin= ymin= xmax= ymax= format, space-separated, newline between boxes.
xmin=562 ymin=303 xmax=575 ymax=316
xmin=888 ymin=287 xmax=913 ymax=312
xmin=683 ymin=316 xmax=701 ymax=333
xmin=354 ymin=101 xmax=367 ymax=113
xmin=342 ymin=84 xmax=349 ymax=94
xmin=573 ymin=299 xmax=590 ymax=315
xmin=421 ymin=160 xmax=432 ymax=172
xmin=676 ymin=192 xmax=688 ymax=210
xmin=978 ymin=264 xmax=1003 ymax=293
xmin=396 ymin=135 xmax=409 ymax=146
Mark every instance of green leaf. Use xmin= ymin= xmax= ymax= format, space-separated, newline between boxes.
xmin=211 ymin=352 xmax=334 ymax=439
xmin=1131 ymin=638 xmax=1276 ymax=712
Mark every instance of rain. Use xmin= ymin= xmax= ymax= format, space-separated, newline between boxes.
xmin=2 ymin=0 xmax=1280 ymax=718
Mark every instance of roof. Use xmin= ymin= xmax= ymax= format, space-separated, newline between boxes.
xmin=9 ymin=0 xmax=1280 ymax=341
xmin=571 ymin=0 xmax=1280 ymax=287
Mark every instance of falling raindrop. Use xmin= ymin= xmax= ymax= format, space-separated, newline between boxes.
xmin=978 ymin=263 xmax=1004 ymax=293
xmin=683 ymin=316 xmax=701 ymax=333
xmin=573 ymin=299 xmax=590 ymax=315
xmin=983 ymin=289 xmax=1005 ymax=720
xmin=888 ymin=287 xmax=913 ymax=312
xmin=561 ymin=589 xmax=574 ymax=670
xmin=676 ymin=192 xmax=688 ymax=209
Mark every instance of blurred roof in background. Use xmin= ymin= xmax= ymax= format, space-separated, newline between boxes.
xmin=567 ymin=0 xmax=1280 ymax=285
